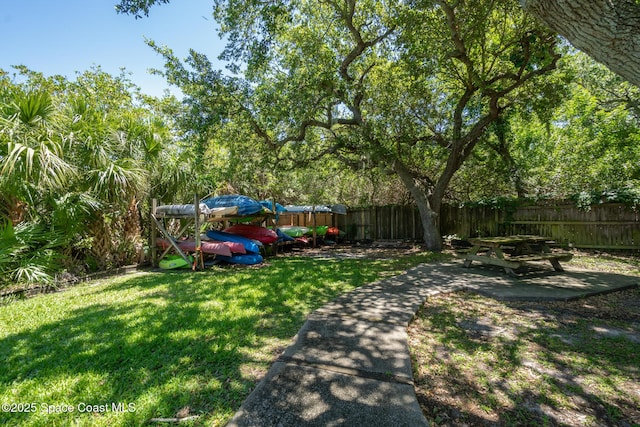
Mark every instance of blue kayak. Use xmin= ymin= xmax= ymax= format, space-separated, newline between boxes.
xmin=217 ymin=254 xmax=264 ymax=265
xmin=276 ymin=228 xmax=295 ymax=242
xmin=206 ymin=229 xmax=262 ymax=254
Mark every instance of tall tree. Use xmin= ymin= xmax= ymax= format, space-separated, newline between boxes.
xmin=361 ymin=0 xmax=561 ymax=248
xmin=135 ymin=0 xmax=562 ymax=249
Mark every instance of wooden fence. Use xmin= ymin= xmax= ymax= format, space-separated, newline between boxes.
xmin=339 ymin=203 xmax=640 ymax=250
xmin=275 ymin=212 xmax=336 ymax=228
xmin=336 ymin=206 xmax=423 ymax=241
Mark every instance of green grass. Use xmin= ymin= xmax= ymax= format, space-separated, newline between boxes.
xmin=0 ymin=252 xmax=438 ymax=426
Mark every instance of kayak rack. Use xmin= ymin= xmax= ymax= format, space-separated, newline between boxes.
xmin=151 ymin=195 xmax=207 ymax=270
xmin=150 ymin=195 xmax=274 ymax=269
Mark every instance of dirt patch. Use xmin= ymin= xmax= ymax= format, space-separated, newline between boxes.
xmin=280 ymin=241 xmax=426 ymax=260
xmin=409 ymin=288 xmax=640 ymax=426
xmin=565 ymin=250 xmax=640 ymax=276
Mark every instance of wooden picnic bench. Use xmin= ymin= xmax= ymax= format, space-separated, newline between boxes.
xmin=462 ymin=235 xmax=573 ymax=276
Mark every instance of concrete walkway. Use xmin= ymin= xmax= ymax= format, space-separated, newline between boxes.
xmin=226 ymin=261 xmax=639 ymax=426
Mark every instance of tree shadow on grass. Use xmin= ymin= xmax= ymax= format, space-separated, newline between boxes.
xmin=410 ymin=290 xmax=640 ymax=426
xmin=0 ymin=257 xmax=382 ymax=426
xmin=1 ymin=286 xmax=257 ymax=425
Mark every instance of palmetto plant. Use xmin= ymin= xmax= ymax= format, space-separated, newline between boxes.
xmin=0 ymin=89 xmax=76 ymax=224
xmin=2 ymin=90 xmax=74 ymax=181
xmin=0 ymin=219 xmax=67 ymax=290
xmin=0 ymin=67 xmax=196 ymax=277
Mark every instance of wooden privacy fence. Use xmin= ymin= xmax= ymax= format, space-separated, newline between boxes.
xmin=337 ymin=206 xmax=423 ymax=241
xmin=275 ymin=212 xmax=336 ymax=228
xmin=340 ymin=203 xmax=639 ymax=250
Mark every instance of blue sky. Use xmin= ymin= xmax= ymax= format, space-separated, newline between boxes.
xmin=0 ymin=0 xmax=225 ymax=97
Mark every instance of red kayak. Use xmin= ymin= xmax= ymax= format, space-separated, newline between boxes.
xmin=294 ymin=236 xmax=311 ymax=245
xmin=224 ymin=224 xmax=278 ymax=244
xmin=326 ymin=227 xmax=341 ymax=236
xmin=157 ymin=238 xmax=233 ymax=257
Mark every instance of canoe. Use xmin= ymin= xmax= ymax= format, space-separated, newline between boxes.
xmin=283 ymin=205 xmax=332 ymax=213
xmin=159 ymin=254 xmax=193 ymax=269
xmin=206 ymin=229 xmax=262 ymax=254
xmin=201 ymin=194 xmax=265 ymax=216
xmin=326 ymin=227 xmax=346 ymax=239
xmin=224 ymin=224 xmax=278 ymax=244
xmin=157 ymin=238 xmax=233 ymax=257
xmin=217 ymin=254 xmax=264 ymax=265
xmin=277 ymin=226 xmax=309 ymax=237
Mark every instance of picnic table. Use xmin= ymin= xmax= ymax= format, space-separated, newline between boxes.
xmin=462 ymin=235 xmax=573 ymax=276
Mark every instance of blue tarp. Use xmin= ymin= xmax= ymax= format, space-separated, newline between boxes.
xmin=260 ymin=200 xmax=286 ymax=221
xmin=202 ymin=194 xmax=264 ymax=216
xmin=259 ymin=200 xmax=286 ymax=212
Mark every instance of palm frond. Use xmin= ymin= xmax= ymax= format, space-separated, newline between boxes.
xmin=1 ymin=138 xmax=76 ymax=190
xmin=36 ymin=138 xmax=77 ymax=188
xmin=10 ymin=90 xmax=54 ymax=127
xmin=0 ymin=141 xmax=32 ymax=178
xmin=0 ymin=221 xmax=67 ymax=288
xmin=13 ymin=264 xmax=53 ymax=285
xmin=89 ymin=158 xmax=146 ymax=204
xmin=50 ymin=192 xmax=101 ymax=238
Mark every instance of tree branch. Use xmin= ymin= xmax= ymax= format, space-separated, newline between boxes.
xmin=439 ymin=0 xmax=477 ymax=87
xmin=332 ymin=0 xmax=395 ymax=82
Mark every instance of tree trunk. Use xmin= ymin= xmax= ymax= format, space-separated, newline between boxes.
xmin=392 ymin=160 xmax=442 ymax=251
xmin=6 ymin=197 xmax=27 ymax=226
xmin=123 ymin=197 xmax=145 ymax=264
xmin=521 ymin=0 xmax=640 ymax=87
xmin=89 ymin=213 xmax=112 ymax=270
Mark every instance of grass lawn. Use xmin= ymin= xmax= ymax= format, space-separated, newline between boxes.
xmin=409 ymin=254 xmax=640 ymax=426
xmin=567 ymin=251 xmax=640 ymax=276
xmin=0 ymin=251 xmax=438 ymax=426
